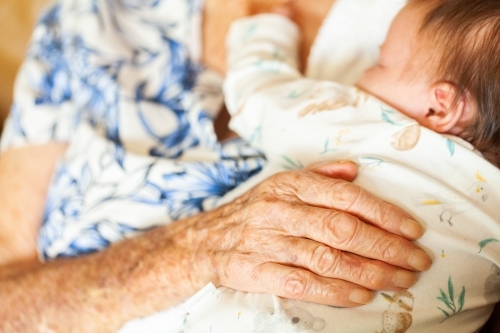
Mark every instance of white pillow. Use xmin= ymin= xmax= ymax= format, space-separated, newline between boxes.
xmin=306 ymin=0 xmax=405 ymax=85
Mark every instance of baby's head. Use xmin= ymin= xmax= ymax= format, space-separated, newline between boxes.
xmin=357 ymin=0 xmax=500 ymax=166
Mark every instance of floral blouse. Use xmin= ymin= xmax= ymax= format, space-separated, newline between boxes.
xmin=0 ymin=0 xmax=266 ymax=260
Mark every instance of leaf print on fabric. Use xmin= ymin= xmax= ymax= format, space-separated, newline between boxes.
xmin=241 ymin=23 xmax=257 ymax=42
xmin=381 ymin=107 xmax=402 ymax=126
xmin=280 ymin=155 xmax=304 ymax=170
xmin=287 ymin=88 xmax=310 ymax=99
xmin=72 ymin=49 xmax=123 ymax=142
xmin=134 ymin=37 xmax=206 ymax=158
xmin=360 ymin=157 xmax=385 ymax=170
xmin=9 ymin=104 xmax=28 ymax=139
xmin=150 ymin=160 xmax=265 ymax=220
xmin=249 ymin=126 xmax=262 ymax=144
xmin=32 ymin=5 xmax=72 ymax=107
xmin=391 ymin=125 xmax=420 ymax=151
xmin=320 ymin=128 xmax=350 ymax=155
xmin=298 ymin=99 xmax=349 ymax=117
xmin=446 ymin=139 xmax=455 ymax=157
xmin=478 ymin=238 xmax=500 ymax=253
xmin=255 ymin=47 xmax=287 ymax=74
xmin=437 ymin=275 xmax=466 ymax=323
xmin=319 ymin=138 xmax=338 ymax=155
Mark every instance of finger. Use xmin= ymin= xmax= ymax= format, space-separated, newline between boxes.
xmin=304 ymin=160 xmax=358 ymax=182
xmin=246 ymin=262 xmax=374 ymax=307
xmin=263 ymin=199 xmax=431 ymax=271
xmin=284 ymin=170 xmax=425 ymax=240
xmin=264 ymin=236 xmax=417 ymax=290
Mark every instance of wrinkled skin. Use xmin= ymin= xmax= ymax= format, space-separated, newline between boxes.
xmin=200 ymin=164 xmax=427 ymax=306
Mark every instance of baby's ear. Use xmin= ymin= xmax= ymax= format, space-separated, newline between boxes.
xmin=426 ymin=82 xmax=472 ymax=134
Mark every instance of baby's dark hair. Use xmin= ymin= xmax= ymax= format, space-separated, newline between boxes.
xmin=411 ymin=0 xmax=500 ymax=167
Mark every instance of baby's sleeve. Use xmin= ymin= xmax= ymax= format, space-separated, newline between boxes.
xmin=223 ymin=14 xmax=302 ymax=143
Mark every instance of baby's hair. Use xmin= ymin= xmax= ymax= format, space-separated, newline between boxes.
xmin=411 ymin=0 xmax=500 ymax=167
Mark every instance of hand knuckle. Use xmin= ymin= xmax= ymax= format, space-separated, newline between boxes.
xmin=328 ymin=212 xmax=359 ymax=247
xmin=331 ymin=181 xmax=362 ymax=210
xmin=283 ymin=270 xmax=310 ymax=299
xmin=377 ymin=201 xmax=397 ymax=228
xmin=267 ymin=171 xmax=284 ymax=184
xmin=269 ymin=170 xmax=300 ymax=186
xmin=311 ymin=245 xmax=341 ymax=276
xmin=321 ymin=282 xmax=344 ymax=302
xmin=254 ymin=172 xmax=299 ymax=202
xmin=243 ymin=196 xmax=277 ymax=220
xmin=361 ymin=264 xmax=386 ymax=289
xmin=378 ymin=238 xmax=399 ymax=263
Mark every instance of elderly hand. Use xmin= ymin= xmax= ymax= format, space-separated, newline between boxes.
xmin=0 ymin=153 xmax=429 ymax=332
xmin=190 ymin=161 xmax=431 ymax=307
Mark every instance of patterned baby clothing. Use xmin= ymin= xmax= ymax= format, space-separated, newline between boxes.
xmin=181 ymin=14 xmax=500 ymax=333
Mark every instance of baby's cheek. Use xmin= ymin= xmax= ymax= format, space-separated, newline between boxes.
xmin=356 ymin=66 xmax=388 ymax=93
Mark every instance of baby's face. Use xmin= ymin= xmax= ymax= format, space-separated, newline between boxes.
xmin=357 ymin=3 xmax=434 ymax=125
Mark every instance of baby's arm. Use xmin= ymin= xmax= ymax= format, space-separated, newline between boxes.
xmin=224 ymin=12 xmax=357 ymax=158
xmin=223 ymin=14 xmax=303 ymax=146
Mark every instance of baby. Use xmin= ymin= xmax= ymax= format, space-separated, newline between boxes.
xmin=357 ymin=0 xmax=500 ymax=167
xmin=181 ymin=0 xmax=500 ymax=332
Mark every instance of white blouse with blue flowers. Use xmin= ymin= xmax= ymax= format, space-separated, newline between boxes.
xmin=0 ymin=0 xmax=266 ymax=261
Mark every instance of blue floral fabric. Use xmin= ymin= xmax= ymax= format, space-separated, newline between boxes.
xmin=0 ymin=0 xmax=266 ymax=260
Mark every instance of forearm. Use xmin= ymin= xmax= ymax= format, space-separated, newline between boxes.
xmin=0 ymin=207 xmax=221 ymax=332
xmin=0 ymin=143 xmax=222 ymax=332
xmin=0 ymin=143 xmax=67 ymax=265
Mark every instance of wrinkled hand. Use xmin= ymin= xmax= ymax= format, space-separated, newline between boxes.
xmin=197 ymin=161 xmax=431 ymax=307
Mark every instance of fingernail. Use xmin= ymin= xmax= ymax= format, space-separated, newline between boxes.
xmin=400 ymin=218 xmax=424 ymax=240
xmin=408 ymin=248 xmax=432 ymax=271
xmin=349 ymin=288 xmax=373 ymax=305
xmin=393 ymin=270 xmax=417 ymax=289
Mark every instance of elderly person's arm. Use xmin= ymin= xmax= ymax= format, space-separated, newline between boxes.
xmin=0 ymin=143 xmax=428 ymax=332
xmin=0 ymin=144 xmax=66 ymax=266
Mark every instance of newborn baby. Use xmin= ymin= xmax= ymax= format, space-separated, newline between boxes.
xmin=181 ymin=1 xmax=500 ymax=332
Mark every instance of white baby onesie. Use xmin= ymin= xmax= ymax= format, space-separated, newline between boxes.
xmin=181 ymin=14 xmax=500 ymax=333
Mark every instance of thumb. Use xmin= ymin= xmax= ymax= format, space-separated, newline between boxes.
xmin=304 ymin=161 xmax=358 ymax=182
